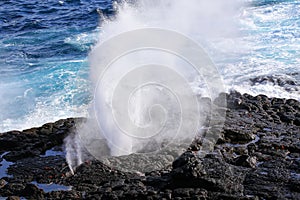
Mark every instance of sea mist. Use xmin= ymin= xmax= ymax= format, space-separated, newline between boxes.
xmin=65 ymin=0 xmax=241 ymax=173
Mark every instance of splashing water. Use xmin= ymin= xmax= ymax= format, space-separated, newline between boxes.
xmin=65 ymin=133 xmax=83 ymax=174
xmin=65 ymin=0 xmax=242 ymax=172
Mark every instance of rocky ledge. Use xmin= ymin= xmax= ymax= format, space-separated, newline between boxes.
xmin=0 ymin=91 xmax=299 ymax=200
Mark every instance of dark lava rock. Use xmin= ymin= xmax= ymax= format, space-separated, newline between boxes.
xmin=21 ymin=183 xmax=44 ymax=199
xmin=171 ymin=151 xmax=246 ymax=195
xmin=0 ymin=179 xmax=7 ymax=189
xmin=232 ymin=155 xmax=257 ymax=168
xmin=6 ymin=196 xmax=20 ymax=200
xmin=250 ymin=73 xmax=299 ymax=92
xmin=0 ymin=118 xmax=84 ymax=162
xmin=0 ymin=92 xmax=299 ymax=199
xmin=0 ymin=182 xmax=26 ymax=197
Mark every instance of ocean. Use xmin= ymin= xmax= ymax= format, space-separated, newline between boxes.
xmin=0 ymin=0 xmax=299 ymax=132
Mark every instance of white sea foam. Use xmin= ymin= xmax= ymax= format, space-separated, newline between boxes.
xmin=65 ymin=0 xmax=242 ymax=172
xmin=220 ymin=0 xmax=300 ymax=100
xmin=0 ymin=60 xmax=90 ymax=133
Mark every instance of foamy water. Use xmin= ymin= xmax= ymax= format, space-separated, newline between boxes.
xmin=0 ymin=0 xmax=299 ymax=132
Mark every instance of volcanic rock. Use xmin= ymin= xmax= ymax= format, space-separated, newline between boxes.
xmin=0 ymin=92 xmax=299 ymax=199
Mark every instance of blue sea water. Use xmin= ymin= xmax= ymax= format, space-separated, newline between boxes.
xmin=0 ymin=0 xmax=299 ymax=132
xmin=0 ymin=0 xmax=114 ymax=131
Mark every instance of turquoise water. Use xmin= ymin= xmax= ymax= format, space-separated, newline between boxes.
xmin=224 ymin=0 xmax=299 ymax=97
xmin=0 ymin=0 xmax=299 ymax=132
xmin=0 ymin=0 xmax=113 ymax=131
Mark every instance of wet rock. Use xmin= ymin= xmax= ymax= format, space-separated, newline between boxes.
xmin=6 ymin=196 xmax=20 ymax=200
xmin=224 ymin=127 xmax=256 ymax=143
xmin=171 ymin=152 xmax=246 ymax=195
xmin=21 ymin=184 xmax=44 ymax=199
xmin=0 ymin=179 xmax=7 ymax=188
xmin=243 ymin=160 xmax=298 ymax=199
xmin=0 ymin=92 xmax=299 ymax=199
xmin=250 ymin=73 xmax=299 ymax=92
xmin=0 ymin=182 xmax=25 ymax=197
xmin=0 ymin=118 xmax=84 ymax=162
xmin=8 ymin=156 xmax=69 ymax=184
xmin=232 ymin=155 xmax=257 ymax=168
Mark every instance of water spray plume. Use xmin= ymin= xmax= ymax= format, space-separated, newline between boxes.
xmin=65 ymin=0 xmax=241 ymax=173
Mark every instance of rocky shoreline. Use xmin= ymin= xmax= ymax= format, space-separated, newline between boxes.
xmin=0 ymin=91 xmax=299 ymax=199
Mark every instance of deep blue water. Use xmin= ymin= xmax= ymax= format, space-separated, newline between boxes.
xmin=0 ymin=0 xmax=299 ymax=132
xmin=0 ymin=0 xmax=114 ymax=131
